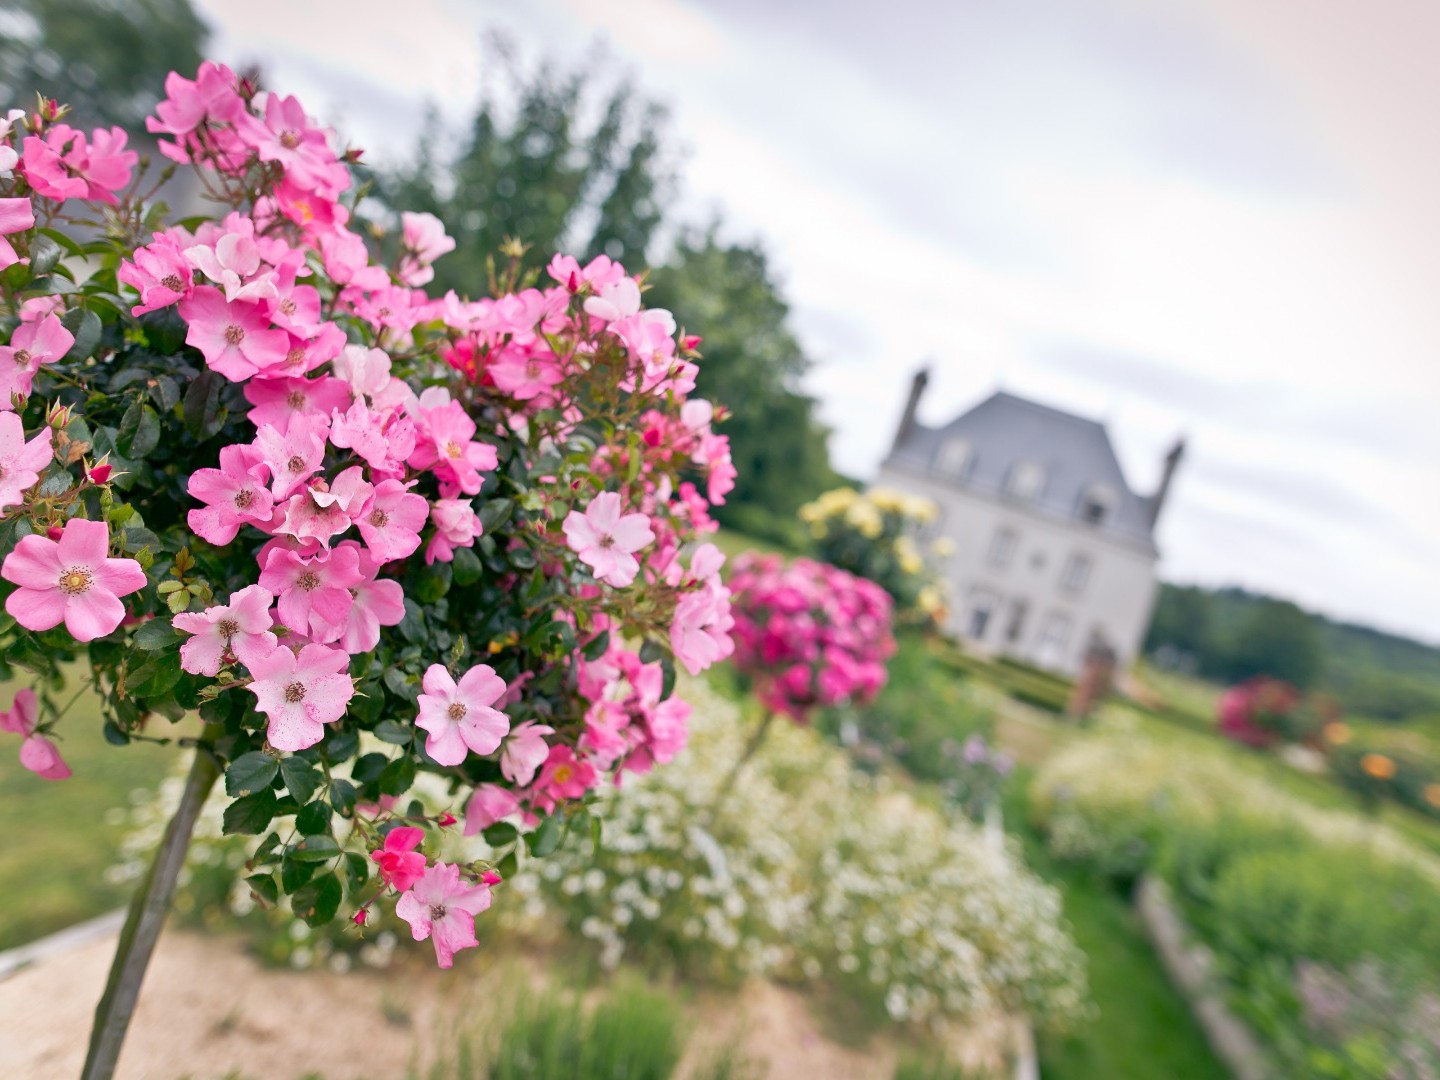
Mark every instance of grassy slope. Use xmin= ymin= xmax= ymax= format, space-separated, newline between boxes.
xmin=0 ymin=679 xmax=183 ymax=949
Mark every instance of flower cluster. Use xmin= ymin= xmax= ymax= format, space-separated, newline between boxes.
xmin=0 ymin=66 xmax=735 ymax=961
xmin=798 ymin=486 xmax=948 ymax=622
xmin=726 ymin=553 xmax=895 ymax=722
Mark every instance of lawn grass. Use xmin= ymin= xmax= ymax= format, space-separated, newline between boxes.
xmin=0 ymin=677 xmax=186 ymax=949
xmin=1002 ymin=778 xmax=1228 ymax=1080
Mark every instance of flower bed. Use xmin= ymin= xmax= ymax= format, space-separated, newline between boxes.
xmin=1031 ymin=731 xmax=1440 ymax=1077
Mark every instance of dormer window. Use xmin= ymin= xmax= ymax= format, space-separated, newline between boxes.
xmin=1078 ymin=485 xmax=1115 ymax=526
xmin=1006 ymin=461 xmax=1045 ymax=500
xmin=935 ymin=437 xmax=972 ymax=478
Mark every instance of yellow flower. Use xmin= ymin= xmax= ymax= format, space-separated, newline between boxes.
xmin=930 ymin=537 xmax=956 ymax=558
xmin=1361 ymin=753 xmax=1396 ymax=780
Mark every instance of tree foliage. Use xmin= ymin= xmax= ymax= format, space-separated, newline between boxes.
xmin=372 ymin=50 xmax=840 ymax=537
xmin=645 ymin=230 xmax=841 ymax=534
xmin=0 ymin=0 xmax=208 ymax=130
xmin=374 ymin=50 xmax=670 ymax=296
xmin=1146 ymin=583 xmax=1440 ymax=716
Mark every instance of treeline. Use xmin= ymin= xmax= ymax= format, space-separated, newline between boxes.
xmin=1146 ymin=583 xmax=1440 ymax=722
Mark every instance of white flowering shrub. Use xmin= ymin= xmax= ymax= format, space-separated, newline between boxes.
xmin=502 ymin=680 xmax=1089 ymax=1033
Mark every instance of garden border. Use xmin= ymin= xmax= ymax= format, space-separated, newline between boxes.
xmin=1134 ymin=875 xmax=1274 ymax=1080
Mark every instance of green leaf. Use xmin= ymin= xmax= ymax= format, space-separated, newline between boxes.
xmin=182 ymin=368 xmax=226 ymax=440
xmin=479 ymin=497 xmax=513 ymax=532
xmin=451 ymin=545 xmax=483 ymax=586
xmin=246 ymin=873 xmax=279 ymax=906
xmin=372 ymin=719 xmax=412 ymax=745
xmin=131 ymin=651 xmax=183 ymax=698
xmin=529 ymin=812 xmax=564 ymax=858
xmin=416 ymin=561 xmax=451 ymax=603
xmin=323 ymin=730 xmax=359 ymax=764
xmin=288 ymin=835 xmax=340 ymax=862
xmin=226 ymin=752 xmax=280 ymax=798
xmin=149 ymin=375 xmax=181 ymax=412
xmin=131 ymin=618 xmax=180 ymax=651
xmin=280 ymin=855 xmax=316 ymax=893
xmin=118 ymin=401 xmax=161 ymax=458
xmin=328 ymin=778 xmax=357 ymax=814
xmin=351 ymin=752 xmax=389 ymax=785
xmin=102 ymin=720 xmax=130 ymax=746
xmin=483 ymin=822 xmax=518 ymax=846
xmin=279 ymin=756 xmax=320 ymax=804
xmin=378 ymin=755 xmax=416 ymax=797
xmin=344 ymin=852 xmax=370 ymax=890
xmin=638 ymin=639 xmax=664 ymax=664
xmin=582 ymin=630 xmax=611 ymax=662
xmin=222 ymin=789 xmax=279 ymax=835
xmin=292 ymin=873 xmax=342 ymax=927
xmin=295 ymin=800 xmax=332 ymax=836
xmin=29 ymin=235 xmax=63 ymax=277
xmin=61 ymin=307 xmax=102 ymax=361
xmin=383 ymin=665 xmax=417 ymax=699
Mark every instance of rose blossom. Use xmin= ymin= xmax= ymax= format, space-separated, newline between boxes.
xmin=2 ymin=518 xmax=145 ymax=641
xmin=415 ymin=663 xmax=510 ymax=766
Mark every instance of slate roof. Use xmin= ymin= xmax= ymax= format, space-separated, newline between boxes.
xmin=886 ymin=391 xmax=1158 ymax=551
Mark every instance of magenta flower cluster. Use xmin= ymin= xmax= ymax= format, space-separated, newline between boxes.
xmin=726 ymin=553 xmax=896 ymax=723
xmin=0 ymin=66 xmax=737 ymax=961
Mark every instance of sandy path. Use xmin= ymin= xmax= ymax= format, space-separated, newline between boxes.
xmin=0 ymin=926 xmax=911 ymax=1080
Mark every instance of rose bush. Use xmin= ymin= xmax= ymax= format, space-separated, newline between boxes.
xmin=726 ymin=552 xmax=895 ymax=723
xmin=0 ymin=57 xmax=737 ymax=1033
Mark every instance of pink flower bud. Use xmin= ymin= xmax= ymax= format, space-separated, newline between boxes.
xmin=437 ymin=813 xmax=457 ymax=827
xmin=352 ymin=908 xmax=369 ymax=927
xmin=87 ymin=460 xmax=112 ymax=484
xmin=481 ymin=870 xmax=502 ymax=886
xmin=45 ymin=525 xmax=63 ymax=541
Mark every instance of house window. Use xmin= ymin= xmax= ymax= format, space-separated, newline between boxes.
xmin=1035 ymin=611 xmax=1072 ymax=668
xmin=1004 ymin=599 xmax=1028 ymax=644
xmin=966 ymin=588 xmax=997 ymax=640
xmin=1061 ymin=553 xmax=1092 ymax=593
xmin=1077 ymin=486 xmax=1114 ymax=526
xmin=1006 ymin=461 xmax=1045 ymax=500
xmin=987 ymin=527 xmax=1018 ymax=570
xmin=935 ymin=437 xmax=972 ymax=478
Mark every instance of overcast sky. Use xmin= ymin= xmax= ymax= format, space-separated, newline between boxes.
xmin=195 ymin=0 xmax=1440 ymax=642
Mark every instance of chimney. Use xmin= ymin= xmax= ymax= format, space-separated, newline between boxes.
xmin=891 ymin=366 xmax=930 ymax=454
xmin=1147 ymin=437 xmax=1185 ymax=529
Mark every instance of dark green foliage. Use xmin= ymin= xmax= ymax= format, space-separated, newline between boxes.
xmin=1147 ymin=583 xmax=1440 ymax=718
xmin=646 ymin=231 xmax=843 ymax=524
xmin=0 ymin=0 xmax=208 ymax=130
xmin=374 ymin=48 xmax=671 ymax=292
xmin=1227 ymin=599 xmax=1323 ymax=689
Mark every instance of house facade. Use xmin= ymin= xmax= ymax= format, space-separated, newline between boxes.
xmin=875 ymin=370 xmax=1183 ymax=677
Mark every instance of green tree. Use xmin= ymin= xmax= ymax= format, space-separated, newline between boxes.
xmin=1144 ymin=583 xmax=1215 ymax=661
xmin=0 ymin=0 xmax=208 ymax=130
xmin=1225 ymin=598 xmax=1323 ymax=689
xmin=645 ymin=229 xmax=841 ymax=537
xmin=375 ymin=47 xmax=670 ymax=295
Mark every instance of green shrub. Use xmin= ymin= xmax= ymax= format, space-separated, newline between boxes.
xmin=419 ymin=978 xmax=684 ymax=1080
xmin=842 ymin=631 xmax=993 ymax=782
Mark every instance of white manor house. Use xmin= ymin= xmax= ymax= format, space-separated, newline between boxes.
xmin=876 ymin=370 xmax=1184 ymax=678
